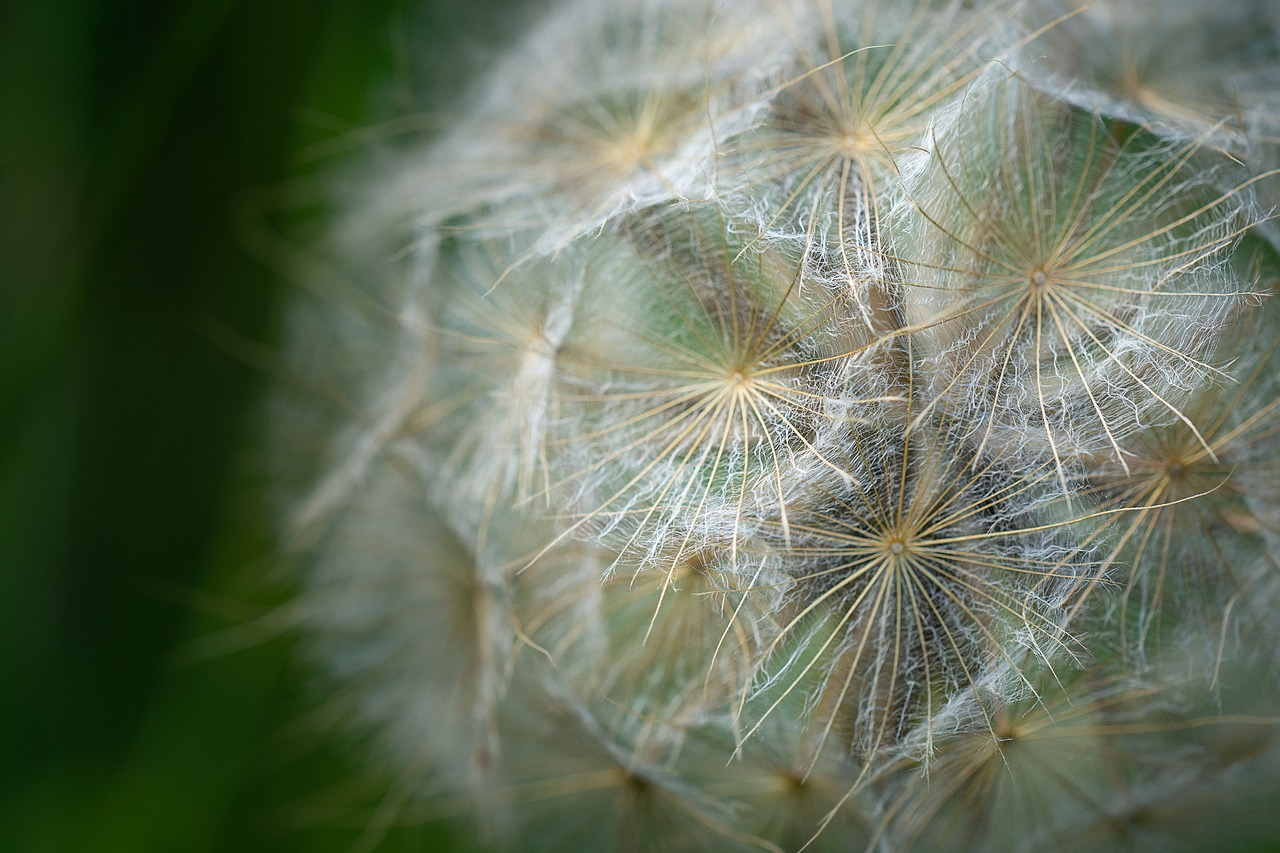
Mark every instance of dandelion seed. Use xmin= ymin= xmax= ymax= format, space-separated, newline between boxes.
xmin=874 ymin=656 xmax=1280 ymax=852
xmin=473 ymin=685 xmax=777 ymax=853
xmin=296 ymin=455 xmax=512 ymax=820
xmin=727 ymin=0 xmax=1019 ymax=330
xmin=518 ymin=545 xmax=780 ymax=726
xmin=741 ymin=378 xmax=1099 ymax=774
xmin=695 ymin=713 xmax=872 ymax=853
xmin=1024 ymin=0 xmax=1280 ymax=154
xmin=429 ymin=239 xmax=584 ymax=512
xmin=1069 ymin=300 xmax=1280 ymax=659
xmin=544 ymin=205 xmax=891 ymax=579
xmin=895 ymin=76 xmax=1262 ymax=492
xmin=414 ymin=0 xmax=786 ymax=256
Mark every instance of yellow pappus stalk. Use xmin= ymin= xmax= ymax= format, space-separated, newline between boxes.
xmin=274 ymin=0 xmax=1280 ymax=850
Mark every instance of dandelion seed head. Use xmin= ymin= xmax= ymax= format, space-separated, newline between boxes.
xmin=272 ymin=0 xmax=1280 ymax=847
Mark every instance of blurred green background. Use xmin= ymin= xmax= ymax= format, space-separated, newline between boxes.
xmin=0 ymin=1 xmax=524 ymax=849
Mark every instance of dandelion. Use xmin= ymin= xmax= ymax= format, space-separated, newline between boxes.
xmin=271 ymin=1 xmax=1280 ymax=849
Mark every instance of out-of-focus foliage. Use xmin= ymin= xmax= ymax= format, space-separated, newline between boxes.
xmin=0 ymin=1 xmax=515 ymax=850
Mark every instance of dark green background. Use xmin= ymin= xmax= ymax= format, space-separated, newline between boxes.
xmin=1 ymin=1 xmax=527 ymax=849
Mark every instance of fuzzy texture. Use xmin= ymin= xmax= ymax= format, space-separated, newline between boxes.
xmin=274 ymin=1 xmax=1280 ymax=850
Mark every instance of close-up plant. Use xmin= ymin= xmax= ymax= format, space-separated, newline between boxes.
xmin=268 ymin=0 xmax=1280 ymax=850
